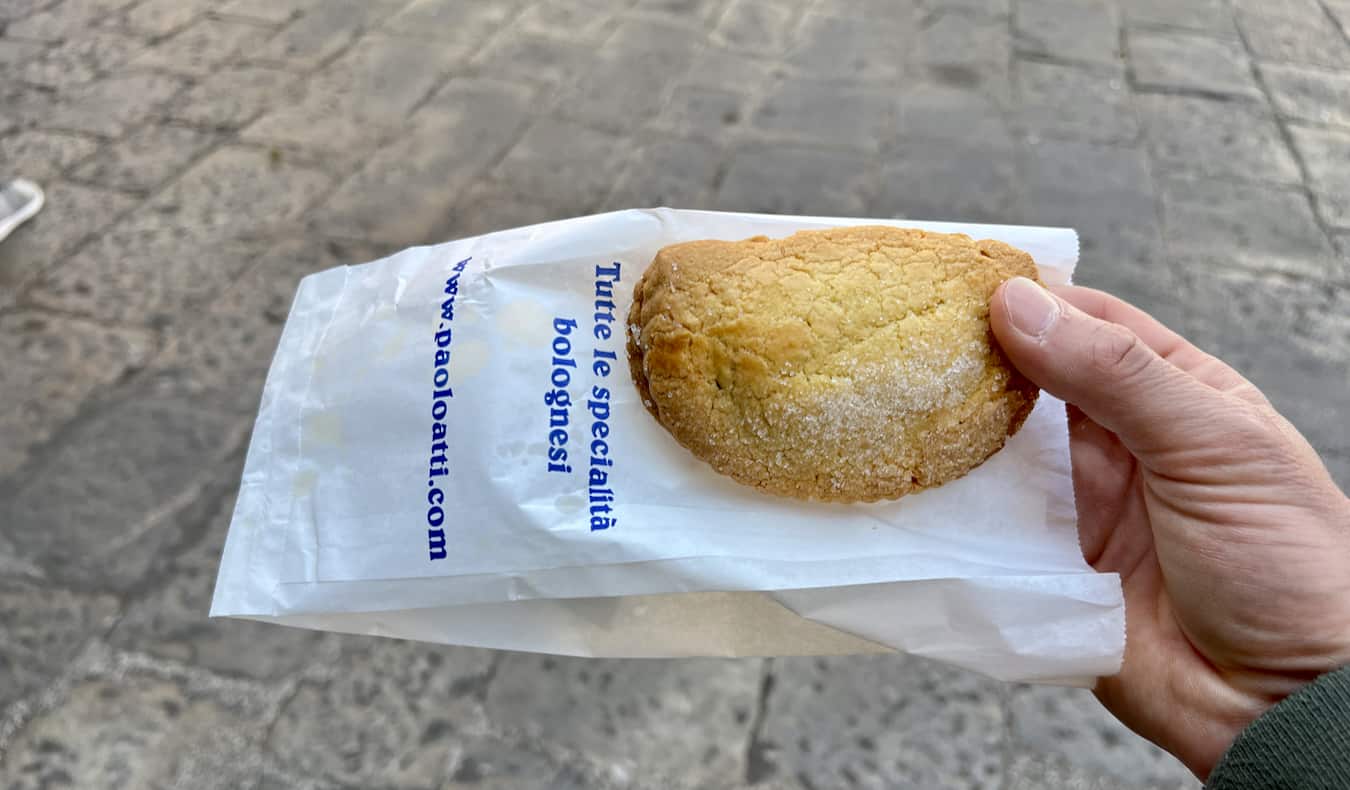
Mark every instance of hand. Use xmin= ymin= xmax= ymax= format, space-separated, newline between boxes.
xmin=989 ymin=278 xmax=1350 ymax=779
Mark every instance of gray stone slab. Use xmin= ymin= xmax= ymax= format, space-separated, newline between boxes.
xmin=1235 ymin=0 xmax=1350 ymax=69
xmin=5 ymin=0 xmax=133 ymax=41
xmin=1325 ymin=452 xmax=1350 ymax=491
xmin=1289 ymin=123 xmax=1350 ymax=227
xmin=0 ymin=38 xmax=46 ymax=72
xmin=1328 ymin=0 xmax=1350 ymax=34
xmin=788 ymin=12 xmax=907 ymax=80
xmin=28 ymin=222 xmax=263 ymax=326
xmin=215 ymin=0 xmax=317 ymax=24
xmin=898 ymin=83 xmax=1008 ymax=142
xmin=442 ymin=731 xmax=619 ymax=790
xmin=491 ymin=118 xmax=625 ymax=210
xmin=933 ymin=0 xmax=1010 ymax=16
xmin=380 ymin=0 xmax=520 ymax=62
xmin=1177 ymin=269 xmax=1350 ymax=451
xmin=713 ymin=143 xmax=875 ymax=215
xmin=1120 ymin=0 xmax=1236 ymax=35
xmin=750 ymin=77 xmax=896 ymax=152
xmin=876 ymin=133 xmax=1020 ymax=224
xmin=17 ymin=28 xmax=146 ymax=87
xmin=681 ymin=45 xmax=774 ymax=89
xmin=471 ymin=30 xmax=594 ymax=87
xmin=551 ymin=18 xmax=702 ymax=131
xmin=1017 ymin=138 xmax=1163 ymax=278
xmin=1073 ymin=252 xmax=1191 ymax=338
xmin=635 ymin=0 xmax=728 ymax=26
xmin=254 ymin=0 xmax=407 ymax=68
xmin=712 ymin=0 xmax=797 ymax=55
xmin=1128 ymin=29 xmax=1260 ymax=98
xmin=554 ymin=53 xmax=681 ymax=132
xmin=0 ymin=581 xmax=119 ymax=710
xmin=68 ymin=123 xmax=216 ymax=193
xmin=0 ymin=83 xmax=57 ymax=135
xmin=312 ymin=32 xmax=463 ymax=113
xmin=655 ymin=84 xmax=749 ymax=140
xmin=242 ymin=33 xmax=458 ymax=153
xmin=168 ymin=65 xmax=301 ymax=129
xmin=760 ymin=655 xmax=1006 ymax=789
xmin=516 ymin=0 xmax=614 ymax=44
xmin=135 ymin=233 xmax=386 ymax=418
xmin=1015 ymin=59 xmax=1137 ymax=143
xmin=1005 ymin=752 xmax=1199 ymax=789
xmin=0 ymin=0 xmax=53 ymax=24
xmin=1009 ymin=684 xmax=1196 ymax=787
xmin=109 ymin=493 xmax=327 ymax=680
xmin=0 ymin=671 xmax=272 ymax=789
xmin=434 ymin=179 xmax=570 ymax=241
xmin=31 ymin=147 xmax=329 ymax=324
xmin=0 ymin=311 xmax=153 ymax=479
xmin=0 ymin=130 xmax=100 ymax=182
xmin=1174 ymin=264 xmax=1324 ymax=363
xmin=120 ymin=0 xmax=208 ymax=37
xmin=141 ymin=236 xmax=387 ymax=416
xmin=269 ymin=638 xmax=497 ymax=788
xmin=0 ymin=180 xmax=136 ymax=302
xmin=1262 ymin=62 xmax=1350 ymax=128
xmin=1137 ymin=94 xmax=1301 ymax=184
xmin=485 ymin=654 xmax=760 ymax=787
xmin=128 ymin=17 xmax=273 ymax=76
xmin=311 ymin=79 xmax=534 ymax=245
xmin=239 ymin=101 xmax=387 ymax=157
xmin=1015 ymin=0 xmax=1121 ymax=65
xmin=601 ymin=136 xmax=722 ymax=210
xmin=144 ymin=145 xmax=332 ymax=235
xmin=818 ymin=0 xmax=918 ymax=21
xmin=44 ymin=71 xmax=187 ymax=136
xmin=1298 ymin=285 xmax=1350 ymax=366
xmin=0 ymin=385 xmax=243 ymax=590
xmin=1160 ymin=176 xmax=1336 ymax=278
xmin=913 ymin=9 xmax=1012 ymax=97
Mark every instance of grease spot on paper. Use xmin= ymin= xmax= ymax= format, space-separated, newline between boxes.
xmin=291 ymin=469 xmax=318 ymax=498
xmin=450 ymin=339 xmax=489 ymax=380
xmin=496 ymin=299 xmax=551 ymax=346
xmin=304 ymin=411 xmax=343 ymax=447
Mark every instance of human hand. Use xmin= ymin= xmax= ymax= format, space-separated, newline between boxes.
xmin=989 ymin=278 xmax=1350 ymax=779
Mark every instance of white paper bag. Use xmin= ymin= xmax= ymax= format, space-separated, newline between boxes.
xmin=211 ymin=208 xmax=1124 ymax=685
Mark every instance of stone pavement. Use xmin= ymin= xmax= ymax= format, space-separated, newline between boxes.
xmin=1 ymin=0 xmax=1348 ymax=786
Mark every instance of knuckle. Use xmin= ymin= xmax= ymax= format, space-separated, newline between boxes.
xmin=1087 ymin=322 xmax=1153 ymax=381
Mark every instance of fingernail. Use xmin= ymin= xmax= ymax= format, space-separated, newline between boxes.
xmin=1003 ymin=277 xmax=1060 ymax=339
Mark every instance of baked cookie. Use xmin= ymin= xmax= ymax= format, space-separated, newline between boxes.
xmin=626 ymin=225 xmax=1041 ymax=502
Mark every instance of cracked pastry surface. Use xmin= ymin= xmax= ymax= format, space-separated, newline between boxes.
xmin=626 ymin=225 xmax=1042 ymax=502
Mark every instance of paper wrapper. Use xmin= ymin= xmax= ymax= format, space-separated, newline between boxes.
xmin=210 ymin=208 xmax=1125 ymax=686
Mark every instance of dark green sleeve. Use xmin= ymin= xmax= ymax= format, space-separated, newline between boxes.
xmin=1206 ymin=665 xmax=1350 ymax=789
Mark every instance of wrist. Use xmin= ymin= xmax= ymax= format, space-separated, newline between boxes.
xmin=1205 ymin=665 xmax=1350 ymax=788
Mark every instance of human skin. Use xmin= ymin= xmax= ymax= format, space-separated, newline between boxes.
xmin=989 ymin=278 xmax=1350 ymax=779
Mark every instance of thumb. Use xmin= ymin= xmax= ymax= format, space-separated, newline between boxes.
xmin=991 ymin=277 xmax=1216 ymax=462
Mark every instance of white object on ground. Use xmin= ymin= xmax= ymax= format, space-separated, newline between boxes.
xmin=0 ymin=179 xmax=44 ymax=242
xmin=210 ymin=207 xmax=1124 ymax=686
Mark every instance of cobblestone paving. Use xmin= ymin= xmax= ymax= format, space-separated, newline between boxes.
xmin=2 ymin=0 xmax=1348 ymax=787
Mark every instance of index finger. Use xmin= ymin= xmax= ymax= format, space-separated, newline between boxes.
xmin=1047 ymin=285 xmax=1253 ymax=396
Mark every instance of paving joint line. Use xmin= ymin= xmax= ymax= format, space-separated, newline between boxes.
xmin=1228 ymin=0 xmax=1343 ymax=248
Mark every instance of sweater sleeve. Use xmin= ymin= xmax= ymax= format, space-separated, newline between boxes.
xmin=1206 ymin=665 xmax=1350 ymax=789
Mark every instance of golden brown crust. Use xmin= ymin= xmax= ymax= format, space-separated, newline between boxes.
xmin=626 ymin=225 xmax=1042 ymax=503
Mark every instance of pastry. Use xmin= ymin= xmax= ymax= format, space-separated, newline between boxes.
xmin=626 ymin=225 xmax=1041 ymax=502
